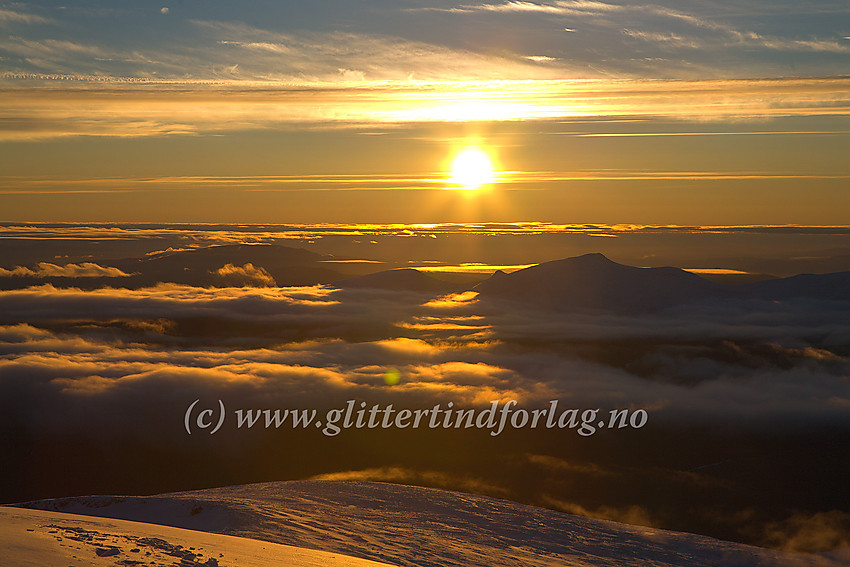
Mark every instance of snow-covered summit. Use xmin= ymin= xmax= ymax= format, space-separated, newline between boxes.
xmin=16 ymin=480 xmax=843 ymax=567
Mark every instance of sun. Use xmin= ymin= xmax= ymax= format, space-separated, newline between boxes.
xmin=450 ymin=148 xmax=494 ymax=190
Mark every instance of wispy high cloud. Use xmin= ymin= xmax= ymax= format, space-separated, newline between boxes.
xmin=3 ymin=1 xmax=848 ymax=86
xmin=194 ymin=20 xmax=560 ymax=82
xmin=0 ymin=8 xmax=51 ymax=25
xmin=1 ymin=20 xmax=559 ymax=86
xmin=1 ymin=77 xmax=848 ymax=141
xmin=414 ymin=1 xmax=850 ymax=77
xmin=421 ymin=0 xmax=628 ymax=15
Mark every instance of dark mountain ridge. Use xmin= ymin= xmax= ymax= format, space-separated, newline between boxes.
xmin=472 ymin=253 xmax=850 ymax=313
xmin=473 ymin=253 xmax=726 ymax=313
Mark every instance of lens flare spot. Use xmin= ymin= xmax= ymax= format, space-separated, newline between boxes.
xmin=384 ymin=368 xmax=401 ymax=386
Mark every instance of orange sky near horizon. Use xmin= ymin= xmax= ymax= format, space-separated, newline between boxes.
xmin=1 ymin=80 xmax=848 ymax=225
xmin=2 ymin=3 xmax=850 ymax=225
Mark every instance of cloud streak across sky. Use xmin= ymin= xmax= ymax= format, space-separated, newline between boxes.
xmin=1 ymin=77 xmax=849 ymax=142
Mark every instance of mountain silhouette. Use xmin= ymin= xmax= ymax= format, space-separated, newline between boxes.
xmin=333 ymin=268 xmax=461 ymax=293
xmin=474 ymin=253 xmax=727 ymax=313
xmin=740 ymin=270 xmax=850 ymax=301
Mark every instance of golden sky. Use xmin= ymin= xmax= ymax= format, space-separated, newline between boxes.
xmin=1 ymin=2 xmax=849 ymax=223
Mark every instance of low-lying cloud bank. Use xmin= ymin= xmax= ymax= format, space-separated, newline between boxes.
xmin=0 ymin=262 xmax=132 ymax=278
xmin=0 ymin=283 xmax=848 ymax=426
xmin=1 ymin=282 xmax=848 ymax=551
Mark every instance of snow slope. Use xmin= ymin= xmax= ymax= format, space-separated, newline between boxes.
xmin=16 ymin=480 xmax=844 ymax=567
xmin=0 ymin=505 xmax=393 ymax=567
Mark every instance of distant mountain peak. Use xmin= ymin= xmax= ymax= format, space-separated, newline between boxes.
xmin=550 ymin=252 xmax=623 ymax=270
xmin=475 ymin=252 xmax=723 ymax=313
xmin=574 ymin=252 xmax=613 ymax=261
xmin=333 ymin=268 xmax=460 ymax=292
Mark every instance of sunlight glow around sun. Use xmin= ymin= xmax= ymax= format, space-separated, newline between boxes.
xmin=450 ymin=148 xmax=494 ymax=190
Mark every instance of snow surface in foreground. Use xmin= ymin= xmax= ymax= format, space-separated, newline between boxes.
xmin=15 ymin=480 xmax=849 ymax=567
xmin=0 ymin=506 xmax=393 ymax=567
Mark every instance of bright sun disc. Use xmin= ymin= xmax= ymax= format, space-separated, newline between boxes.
xmin=450 ymin=149 xmax=494 ymax=190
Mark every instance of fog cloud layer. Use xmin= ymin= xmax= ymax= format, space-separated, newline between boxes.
xmin=1 ymin=266 xmax=848 ymax=551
